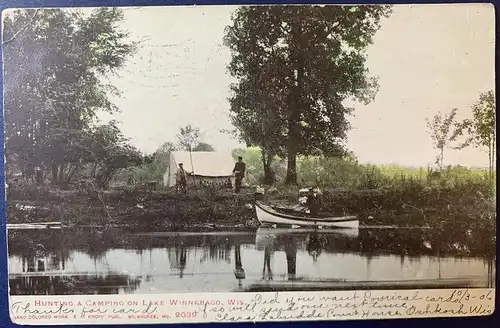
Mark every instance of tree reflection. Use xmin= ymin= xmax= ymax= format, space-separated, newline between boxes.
xmin=8 ymin=226 xmax=495 ymax=260
xmin=7 ymin=225 xmax=496 ymax=295
xmin=168 ymin=247 xmax=187 ymax=278
xmin=10 ymin=273 xmax=141 ymax=295
xmin=284 ymin=240 xmax=297 ymax=280
xmin=233 ymin=242 xmax=245 ymax=287
xmin=199 ymin=243 xmax=232 ymax=264
xmin=20 ymin=251 xmax=66 ymax=274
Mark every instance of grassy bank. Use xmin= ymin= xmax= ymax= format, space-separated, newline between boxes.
xmin=7 ymin=185 xmax=258 ymax=231
xmin=7 ymin=175 xmax=496 ymax=241
xmin=266 ymin=183 xmax=494 ymax=231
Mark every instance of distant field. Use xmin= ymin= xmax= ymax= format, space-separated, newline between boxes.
xmin=376 ymin=165 xmax=494 ymax=180
xmin=233 ymin=148 xmax=497 ymax=191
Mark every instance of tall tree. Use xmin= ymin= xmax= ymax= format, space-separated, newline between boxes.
xmin=458 ymin=90 xmax=496 ymax=182
xmin=193 ymin=142 xmax=215 ymax=152
xmin=151 ymin=142 xmax=177 ymax=179
xmin=228 ymin=72 xmax=287 ymax=183
xmin=154 ymin=142 xmax=177 ymax=162
xmin=88 ymin=122 xmax=142 ymax=188
xmin=125 ymin=142 xmax=177 ymax=185
xmin=224 ymin=5 xmax=392 ymax=184
xmin=425 ymin=108 xmax=463 ymax=170
xmin=3 ymin=8 xmax=137 ymax=183
xmin=176 ymin=125 xmax=201 ymax=151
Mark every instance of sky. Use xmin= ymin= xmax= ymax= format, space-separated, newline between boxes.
xmin=97 ymin=4 xmax=495 ymax=168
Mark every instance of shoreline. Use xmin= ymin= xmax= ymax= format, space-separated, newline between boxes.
xmin=6 ymin=185 xmax=496 ymax=232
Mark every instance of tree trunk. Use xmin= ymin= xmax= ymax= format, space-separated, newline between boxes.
xmin=491 ymin=136 xmax=495 ymax=183
xmin=285 ymin=19 xmax=303 ymax=186
xmin=285 ymin=142 xmax=298 ymax=185
xmin=90 ymin=163 xmax=98 ymax=178
xmin=439 ymin=148 xmax=444 ymax=170
xmin=51 ymin=163 xmax=58 ymax=184
xmin=285 ymin=86 xmax=301 ymax=185
xmin=103 ymin=169 xmax=118 ymax=189
xmin=35 ymin=168 xmax=44 ymax=185
xmin=488 ymin=144 xmax=492 ymax=182
xmin=65 ymin=164 xmax=79 ymax=184
xmin=261 ymin=151 xmax=270 ymax=183
xmin=261 ymin=150 xmax=275 ymax=185
xmin=58 ymin=164 xmax=65 ymax=184
xmin=492 ymin=139 xmax=496 ymax=185
xmin=96 ymin=167 xmax=118 ymax=189
xmin=487 ymin=136 xmax=495 ymax=187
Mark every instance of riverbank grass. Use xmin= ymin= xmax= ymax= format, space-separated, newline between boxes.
xmin=7 ymin=172 xmax=495 ymax=238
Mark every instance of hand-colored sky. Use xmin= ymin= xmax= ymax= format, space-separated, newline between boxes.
xmin=99 ymin=4 xmax=495 ymax=168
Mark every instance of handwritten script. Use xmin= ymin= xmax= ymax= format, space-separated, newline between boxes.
xmin=10 ymin=289 xmax=495 ymax=325
xmin=200 ymin=289 xmax=494 ymax=322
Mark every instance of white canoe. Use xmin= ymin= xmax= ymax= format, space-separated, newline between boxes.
xmin=255 ymin=202 xmax=358 ymax=229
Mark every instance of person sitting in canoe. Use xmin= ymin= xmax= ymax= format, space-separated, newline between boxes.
xmin=306 ymin=186 xmax=322 ymax=216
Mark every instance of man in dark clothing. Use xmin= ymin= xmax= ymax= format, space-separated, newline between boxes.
xmin=233 ymin=156 xmax=246 ymax=193
xmin=306 ymin=187 xmax=321 ymax=216
xmin=176 ymin=163 xmax=187 ymax=193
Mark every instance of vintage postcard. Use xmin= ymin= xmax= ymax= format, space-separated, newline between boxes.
xmin=2 ymin=3 xmax=496 ymax=325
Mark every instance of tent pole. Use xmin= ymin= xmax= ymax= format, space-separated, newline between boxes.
xmin=189 ymin=146 xmax=198 ymax=188
xmin=189 ymin=145 xmax=195 ymax=175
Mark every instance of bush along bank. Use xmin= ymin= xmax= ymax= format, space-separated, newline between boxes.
xmin=7 ymin=185 xmax=259 ymax=231
xmin=265 ymin=181 xmax=495 ymax=228
xmin=7 ymin=180 xmax=495 ymax=235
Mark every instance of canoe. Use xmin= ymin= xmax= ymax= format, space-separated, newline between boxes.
xmin=255 ymin=201 xmax=358 ymax=229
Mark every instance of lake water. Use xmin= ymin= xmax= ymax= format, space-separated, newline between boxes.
xmin=8 ymin=227 xmax=495 ymax=295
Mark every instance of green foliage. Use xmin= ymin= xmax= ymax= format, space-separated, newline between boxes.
xmin=232 ymin=147 xmax=270 ymax=185
xmin=425 ymin=108 xmax=463 ymax=170
xmin=114 ymin=141 xmax=176 ymax=186
xmin=233 ymin=147 xmax=495 ymax=197
xmin=176 ymin=125 xmax=200 ymax=151
xmin=193 ymin=142 xmax=215 ymax=152
xmin=461 ymin=90 xmax=496 ymax=148
xmin=458 ymin=90 xmax=496 ymax=183
xmin=89 ymin=122 xmax=143 ymax=188
xmin=176 ymin=125 xmax=215 ymax=151
xmin=3 ymin=8 xmax=138 ymax=186
xmin=224 ymin=5 xmax=393 ymax=184
xmin=119 ymin=127 xmax=216 ymax=186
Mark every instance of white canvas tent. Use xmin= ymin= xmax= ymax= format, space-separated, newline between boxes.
xmin=163 ymin=151 xmax=236 ymax=188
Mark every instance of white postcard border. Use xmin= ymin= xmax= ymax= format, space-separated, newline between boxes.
xmin=9 ymin=288 xmax=496 ymax=325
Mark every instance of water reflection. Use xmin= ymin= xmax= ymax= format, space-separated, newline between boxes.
xmin=21 ymin=253 xmax=66 ymax=273
xmin=200 ymin=243 xmax=232 ymax=264
xmin=10 ymin=274 xmax=142 ymax=295
xmin=234 ymin=242 xmax=245 ymax=287
xmin=8 ymin=227 xmax=495 ymax=295
xmin=168 ymin=247 xmax=188 ymax=278
xmin=285 ymin=240 xmax=297 ymax=281
xmin=306 ymin=232 xmax=327 ymax=262
xmin=258 ymin=232 xmax=275 ymax=280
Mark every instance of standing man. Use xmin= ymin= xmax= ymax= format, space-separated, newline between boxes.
xmin=176 ymin=163 xmax=187 ymax=193
xmin=232 ymin=156 xmax=246 ymax=193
